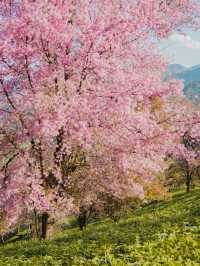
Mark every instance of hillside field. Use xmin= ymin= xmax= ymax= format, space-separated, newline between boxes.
xmin=1 ymin=189 xmax=200 ymax=265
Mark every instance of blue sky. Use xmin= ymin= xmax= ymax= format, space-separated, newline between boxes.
xmin=161 ymin=30 xmax=200 ymax=67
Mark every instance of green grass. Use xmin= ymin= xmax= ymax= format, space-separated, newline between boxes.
xmin=1 ymin=189 xmax=200 ymax=265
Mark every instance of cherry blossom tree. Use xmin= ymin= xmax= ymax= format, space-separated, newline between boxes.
xmin=0 ymin=0 xmax=200 ymax=238
xmin=165 ymin=97 xmax=200 ymax=192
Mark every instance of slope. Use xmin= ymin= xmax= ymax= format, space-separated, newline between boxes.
xmin=0 ymin=189 xmax=200 ymax=265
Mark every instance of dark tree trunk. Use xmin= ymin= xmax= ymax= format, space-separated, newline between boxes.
xmin=186 ymin=174 xmax=191 ymax=193
xmin=40 ymin=212 xmax=49 ymax=239
xmin=78 ymin=204 xmax=95 ymax=230
xmin=78 ymin=212 xmax=87 ymax=231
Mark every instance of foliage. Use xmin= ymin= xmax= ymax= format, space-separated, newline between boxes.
xmin=165 ymin=159 xmax=200 ymax=191
xmin=0 ymin=190 xmax=200 ymax=265
xmin=100 ymin=193 xmax=140 ymax=222
xmin=166 ymin=98 xmax=200 ymax=193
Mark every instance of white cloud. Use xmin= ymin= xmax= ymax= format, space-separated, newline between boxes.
xmin=169 ymin=34 xmax=200 ymax=50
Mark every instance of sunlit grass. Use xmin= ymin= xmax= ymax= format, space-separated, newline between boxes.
xmin=0 ymin=189 xmax=200 ymax=265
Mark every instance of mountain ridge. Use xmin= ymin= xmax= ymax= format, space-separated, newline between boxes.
xmin=166 ymin=64 xmax=200 ymax=103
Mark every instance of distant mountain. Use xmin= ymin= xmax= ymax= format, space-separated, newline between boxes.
xmin=166 ymin=64 xmax=200 ymax=103
xmin=165 ymin=64 xmax=187 ymax=79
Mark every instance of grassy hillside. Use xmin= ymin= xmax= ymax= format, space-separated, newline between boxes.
xmin=1 ymin=189 xmax=200 ymax=265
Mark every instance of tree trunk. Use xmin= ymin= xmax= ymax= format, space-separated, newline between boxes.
xmin=31 ymin=209 xmax=40 ymax=239
xmin=40 ymin=212 xmax=49 ymax=239
xmin=78 ymin=213 xmax=86 ymax=230
xmin=186 ymin=174 xmax=191 ymax=193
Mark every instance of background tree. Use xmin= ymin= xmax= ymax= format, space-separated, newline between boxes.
xmin=166 ymin=97 xmax=200 ymax=192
